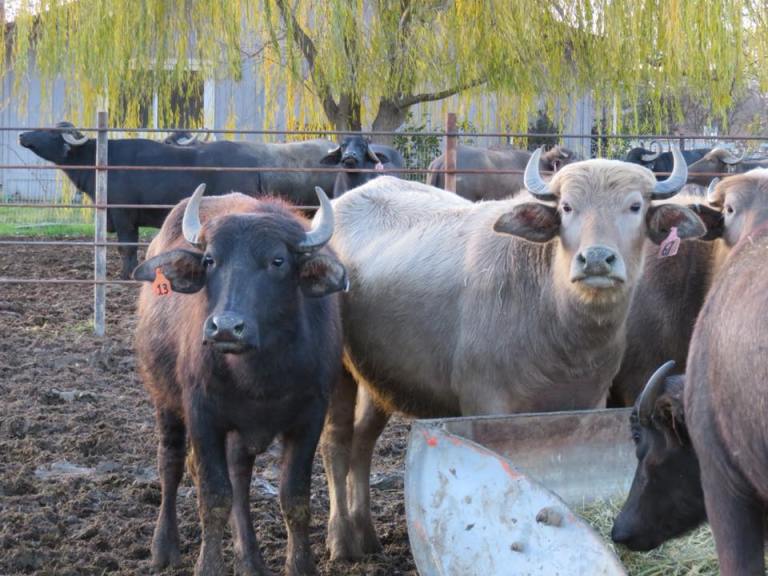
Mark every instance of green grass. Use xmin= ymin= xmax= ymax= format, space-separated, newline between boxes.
xmin=580 ymin=499 xmax=720 ymax=576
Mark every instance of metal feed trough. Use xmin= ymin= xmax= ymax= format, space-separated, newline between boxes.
xmin=405 ymin=408 xmax=635 ymax=575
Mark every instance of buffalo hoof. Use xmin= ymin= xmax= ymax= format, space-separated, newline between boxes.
xmin=150 ymin=527 xmax=181 ymax=571
xmin=326 ymin=517 xmax=364 ymax=561
xmin=194 ymin=543 xmax=227 ymax=576
xmin=352 ymin=516 xmax=383 ymax=555
xmin=285 ymin=557 xmax=318 ymax=576
xmin=234 ymin=554 xmax=274 ymax=576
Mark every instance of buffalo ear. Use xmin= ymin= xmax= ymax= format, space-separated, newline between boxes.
xmin=320 ymin=147 xmax=342 ymax=165
xmin=368 ymin=147 xmax=389 ymax=164
xmin=646 ymin=204 xmax=706 ymax=244
xmin=687 ymin=204 xmax=724 ymax=241
xmin=493 ymin=203 xmax=560 ymax=243
xmin=132 ymin=249 xmax=206 ymax=294
xmin=299 ymin=253 xmax=348 ymax=297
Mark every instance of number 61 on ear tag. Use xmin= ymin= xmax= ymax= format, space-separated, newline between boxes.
xmin=153 ymin=268 xmax=172 ymax=297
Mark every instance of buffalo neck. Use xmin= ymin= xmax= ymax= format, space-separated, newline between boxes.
xmin=60 ymin=141 xmax=97 ymax=199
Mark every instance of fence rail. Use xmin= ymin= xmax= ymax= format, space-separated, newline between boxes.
xmin=3 ymin=112 xmax=768 ymax=334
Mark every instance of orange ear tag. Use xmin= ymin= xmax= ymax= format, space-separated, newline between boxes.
xmin=153 ymin=268 xmax=172 ymax=297
xmin=658 ymin=226 xmax=680 ymax=258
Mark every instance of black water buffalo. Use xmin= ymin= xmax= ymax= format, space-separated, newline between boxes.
xmin=624 ymin=143 xmax=711 ymax=179
xmin=686 ymin=147 xmax=768 ymax=186
xmin=321 ymin=148 xmax=706 ymax=561
xmin=426 ymin=144 xmax=578 ymax=201
xmin=611 ymin=361 xmax=706 ymax=550
xmin=319 ymin=136 xmax=404 ymax=197
xmin=18 ymin=122 xmax=337 ymax=279
xmin=133 ymin=184 xmax=346 ymax=575
xmin=609 ymin=198 xmax=725 ymax=406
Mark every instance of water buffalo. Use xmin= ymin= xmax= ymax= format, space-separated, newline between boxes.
xmin=319 ymin=136 xmax=404 ymax=197
xmin=611 ymin=361 xmax=706 ymax=550
xmin=321 ymin=147 xmax=707 ymax=560
xmin=611 ymin=171 xmax=768 ymax=570
xmin=686 ymin=147 xmax=768 ymax=186
xmin=624 ymin=142 xmax=711 ymax=179
xmin=133 ymin=184 xmax=346 ymax=575
xmin=18 ymin=122 xmax=337 ymax=279
xmin=608 ymin=197 xmax=725 ymax=406
xmin=686 ymin=169 xmax=768 ymax=575
xmin=426 ymin=143 xmax=578 ymax=201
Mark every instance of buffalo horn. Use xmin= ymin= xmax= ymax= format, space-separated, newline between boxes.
xmin=61 ymin=128 xmax=89 ymax=146
xmin=721 ymin=149 xmax=744 ymax=165
xmin=524 ymin=147 xmax=558 ymax=201
xmin=641 ymin=140 xmax=661 ymax=162
xmin=706 ymin=177 xmax=720 ymax=205
xmin=651 ymin=145 xmax=687 ymax=200
xmin=297 ymin=187 xmax=334 ymax=252
xmin=182 ymin=184 xmax=207 ymax=246
xmin=366 ymin=146 xmax=381 ymax=164
xmin=176 ymin=133 xmax=198 ymax=146
xmin=637 ymin=360 xmax=676 ymax=425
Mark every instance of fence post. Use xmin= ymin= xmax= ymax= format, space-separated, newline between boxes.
xmin=444 ymin=112 xmax=457 ymax=192
xmin=94 ymin=111 xmax=108 ymax=336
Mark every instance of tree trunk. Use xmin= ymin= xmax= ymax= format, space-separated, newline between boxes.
xmin=371 ymin=99 xmax=408 ymax=145
xmin=328 ymin=93 xmax=362 ymax=138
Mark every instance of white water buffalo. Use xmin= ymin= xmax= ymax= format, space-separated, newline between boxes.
xmin=320 ymin=147 xmax=707 ymax=560
xmin=427 ymin=143 xmax=578 ymax=200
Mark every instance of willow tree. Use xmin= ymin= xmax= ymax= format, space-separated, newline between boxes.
xmin=3 ymin=0 xmax=766 ymax=135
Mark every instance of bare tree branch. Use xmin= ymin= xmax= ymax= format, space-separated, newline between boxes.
xmin=394 ymin=76 xmax=487 ymax=108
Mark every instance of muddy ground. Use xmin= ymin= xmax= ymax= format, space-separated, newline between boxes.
xmin=0 ymin=239 xmax=416 ymax=575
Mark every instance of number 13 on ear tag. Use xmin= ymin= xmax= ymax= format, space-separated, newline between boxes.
xmin=153 ymin=268 xmax=172 ymax=296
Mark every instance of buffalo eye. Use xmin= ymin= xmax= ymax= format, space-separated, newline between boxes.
xmin=725 ymin=204 xmax=734 ymax=215
xmin=561 ymin=202 xmax=573 ymax=214
xmin=630 ymin=202 xmax=642 ymax=213
xmin=271 ymin=257 xmax=285 ymax=268
xmin=202 ymin=254 xmax=215 ymax=268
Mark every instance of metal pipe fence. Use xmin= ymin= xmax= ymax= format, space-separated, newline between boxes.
xmin=2 ymin=112 xmax=768 ymax=334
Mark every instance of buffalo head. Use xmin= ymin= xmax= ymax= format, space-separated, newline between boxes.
xmin=321 ymin=136 xmax=391 ymax=169
xmin=687 ymin=148 xmax=745 ymax=186
xmin=493 ymin=146 xmax=706 ymax=301
xmin=133 ymin=185 xmax=347 ymax=354
xmin=611 ymin=361 xmax=706 ymax=550
xmin=705 ymin=169 xmax=768 ymax=246
xmin=18 ymin=121 xmax=89 ymax=164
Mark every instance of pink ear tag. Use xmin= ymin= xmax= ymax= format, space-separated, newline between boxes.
xmin=659 ymin=226 xmax=680 ymax=258
xmin=374 ymin=162 xmax=384 ymax=172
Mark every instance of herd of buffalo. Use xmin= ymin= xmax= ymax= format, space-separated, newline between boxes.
xmin=16 ymin=122 xmax=768 ymax=575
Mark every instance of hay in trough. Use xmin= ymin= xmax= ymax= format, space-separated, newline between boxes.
xmin=579 ymin=499 xmax=720 ymax=576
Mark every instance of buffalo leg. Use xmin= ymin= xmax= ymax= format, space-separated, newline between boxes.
xmin=151 ymin=408 xmax=186 ymax=570
xmin=112 ymin=211 xmax=139 ymax=280
xmin=320 ymin=369 xmax=362 ymax=561
xmin=227 ymin=432 xmax=272 ymax=576
xmin=188 ymin=413 xmax=232 ymax=576
xmin=348 ymin=386 xmax=390 ymax=555
xmin=700 ymin=461 xmax=765 ymax=576
xmin=280 ymin=404 xmax=325 ymax=576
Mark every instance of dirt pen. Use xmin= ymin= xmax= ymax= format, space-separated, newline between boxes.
xmin=0 ymin=117 xmax=764 ymax=575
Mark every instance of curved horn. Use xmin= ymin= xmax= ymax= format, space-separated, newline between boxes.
xmin=721 ymin=150 xmax=744 ymax=165
xmin=182 ymin=184 xmax=207 ymax=246
xmin=638 ymin=360 xmax=676 ymax=425
xmin=176 ymin=133 xmax=198 ymax=146
xmin=651 ymin=145 xmax=687 ymax=200
xmin=524 ymin=147 xmax=558 ymax=201
xmin=706 ymin=177 xmax=721 ymax=205
xmin=61 ymin=130 xmax=89 ymax=146
xmin=641 ymin=149 xmax=660 ymax=162
xmin=297 ymin=187 xmax=334 ymax=252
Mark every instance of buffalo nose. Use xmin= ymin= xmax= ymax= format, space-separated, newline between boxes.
xmin=204 ymin=313 xmax=246 ymax=343
xmin=610 ymin=522 xmax=629 ymax=544
xmin=577 ymin=246 xmax=617 ymax=276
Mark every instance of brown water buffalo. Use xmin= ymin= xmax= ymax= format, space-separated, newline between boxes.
xmin=611 ymin=170 xmax=768 ymax=570
xmin=321 ymin=147 xmax=707 ymax=561
xmin=686 ymin=169 xmax=768 ymax=575
xmin=133 ymin=185 xmax=346 ymax=575
xmin=686 ymin=147 xmax=768 ymax=186
xmin=426 ymin=143 xmax=577 ymax=200
xmin=609 ymin=197 xmax=725 ymax=406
